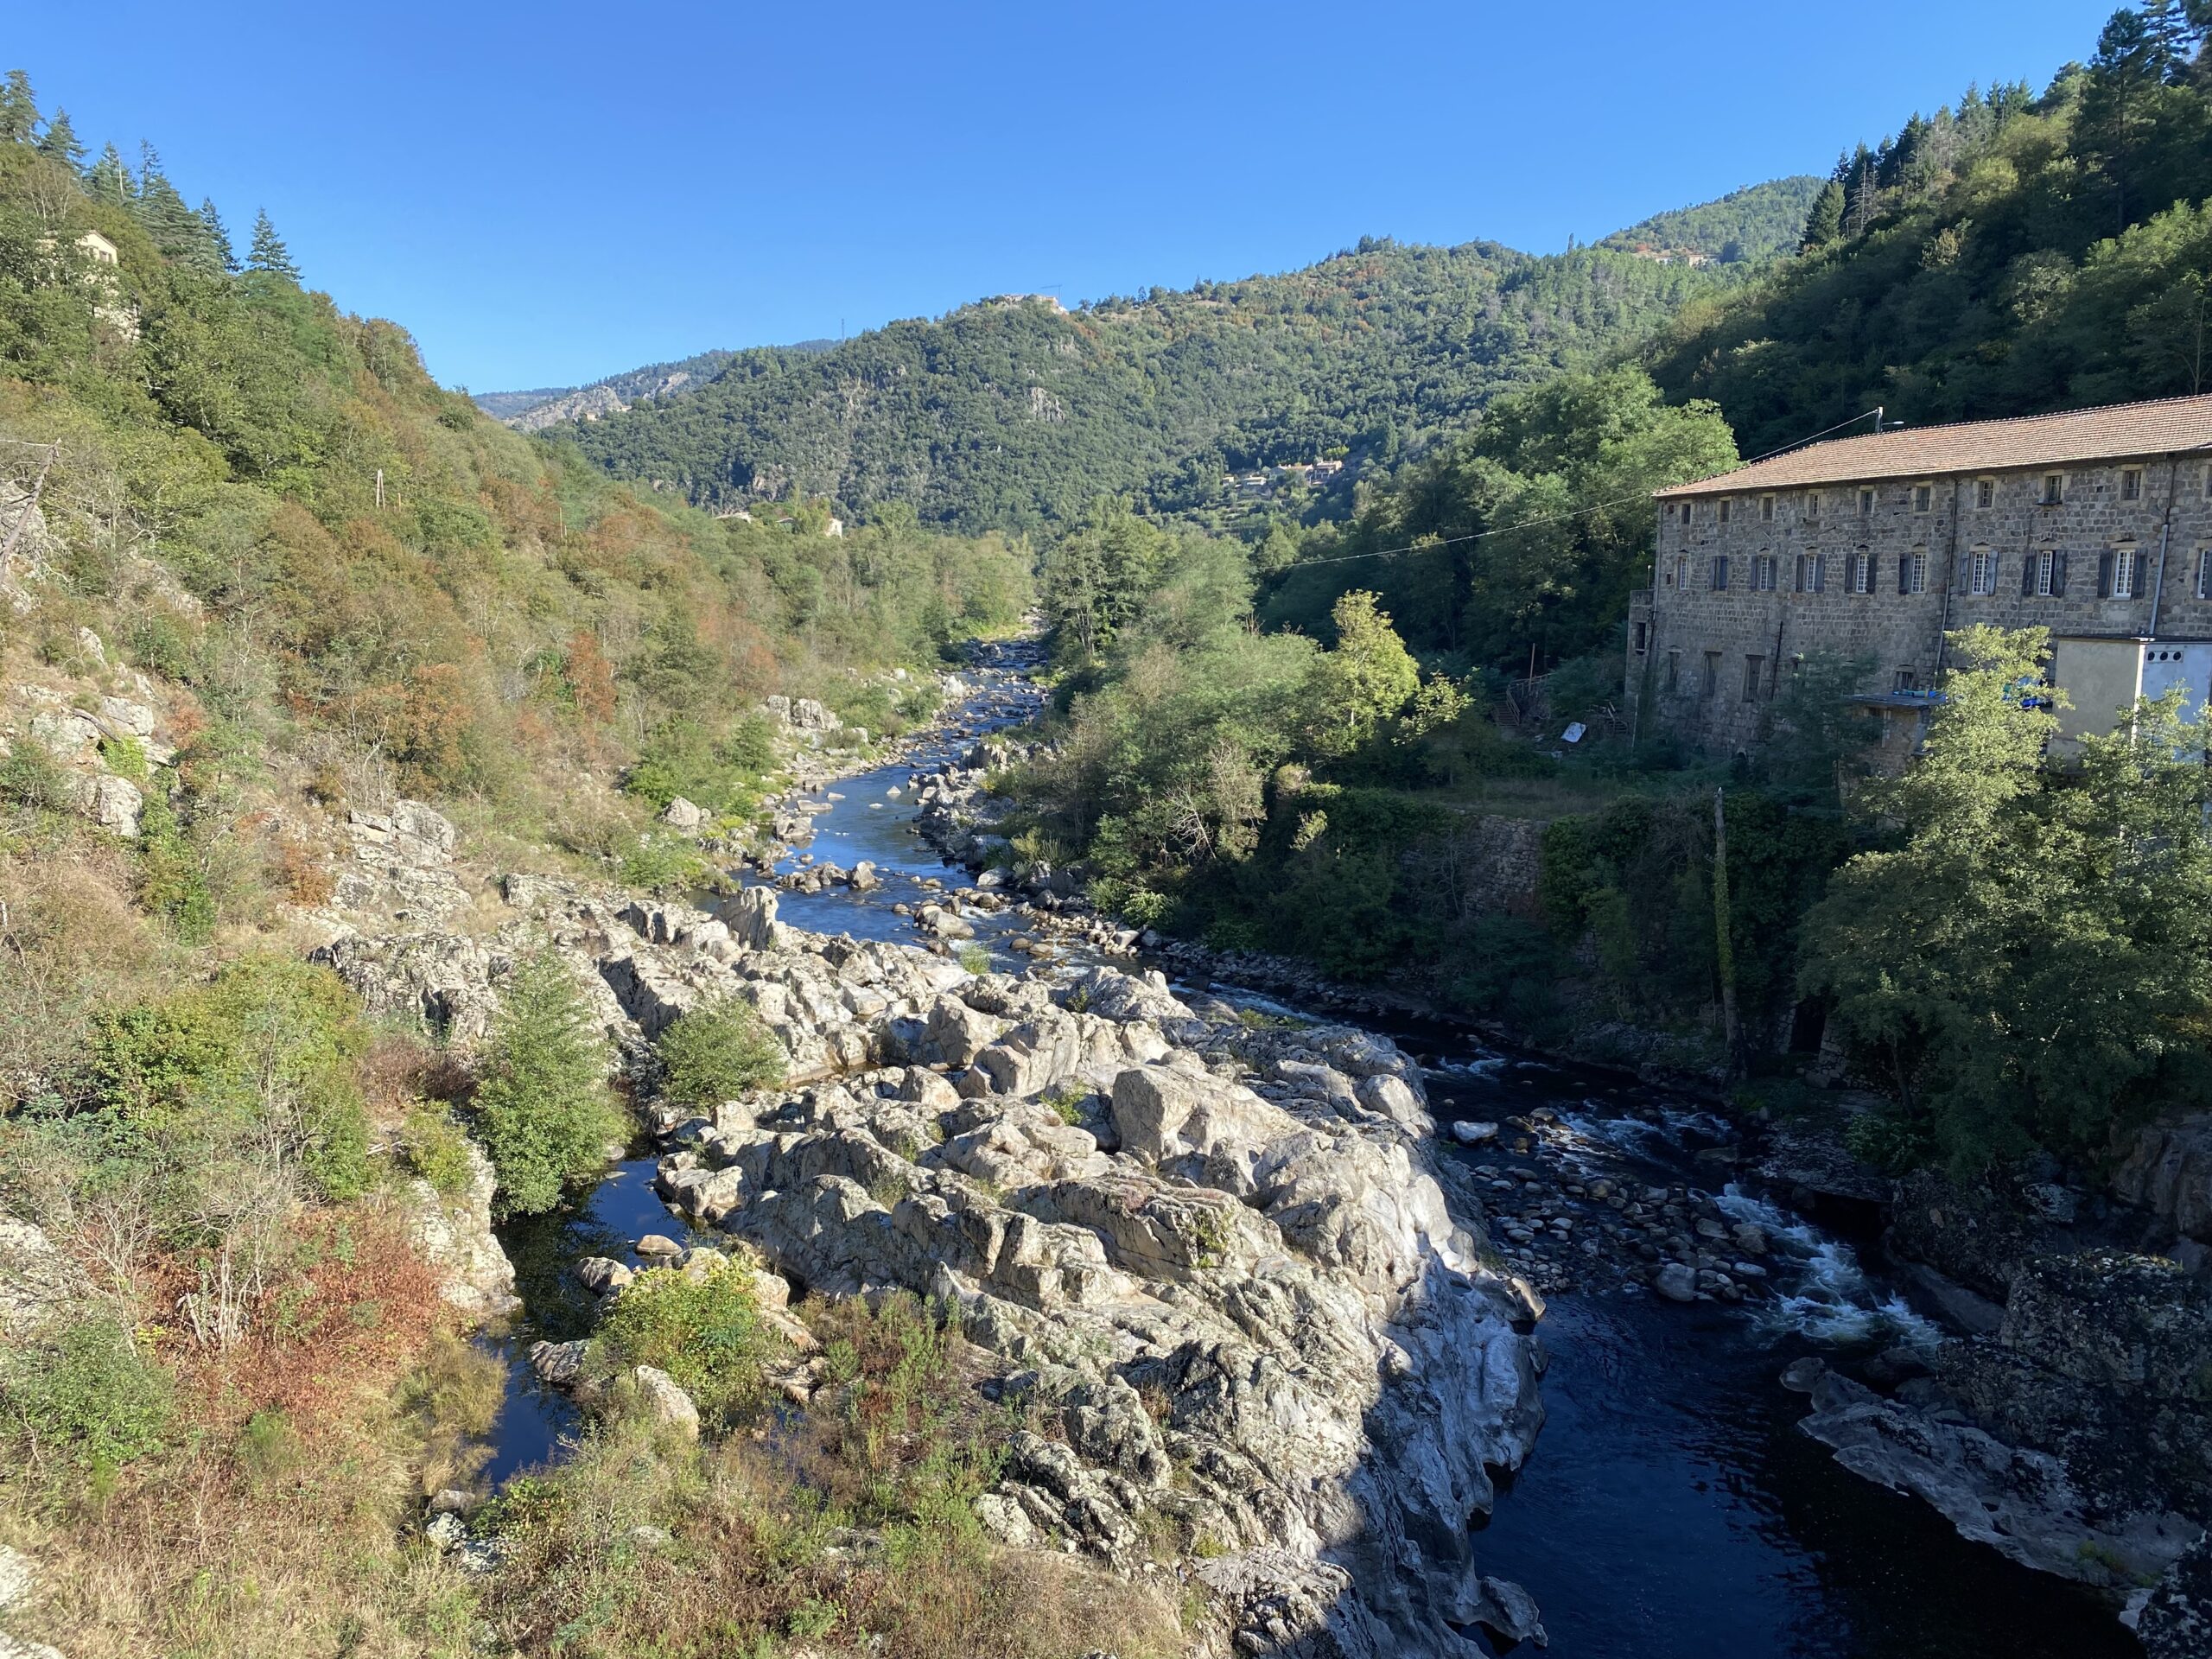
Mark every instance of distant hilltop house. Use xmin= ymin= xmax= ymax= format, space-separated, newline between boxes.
xmin=1621 ymin=241 xmax=1713 ymax=268
xmin=1625 ymin=393 xmax=2212 ymax=759
xmin=35 ymin=229 xmax=133 ymax=337
xmin=1218 ymin=458 xmax=1346 ymax=501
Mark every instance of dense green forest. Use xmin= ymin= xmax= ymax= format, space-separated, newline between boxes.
xmin=553 ymin=233 xmax=1763 ymax=533
xmin=1649 ymin=5 xmax=2212 ymax=456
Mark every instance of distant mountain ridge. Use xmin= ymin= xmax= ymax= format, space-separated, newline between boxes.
xmin=531 ymin=182 xmax=1824 ymax=533
xmin=476 ymin=340 xmax=839 ymax=432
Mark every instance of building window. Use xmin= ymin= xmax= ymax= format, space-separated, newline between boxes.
xmin=1701 ymin=651 xmax=1719 ymax=699
xmin=2025 ymin=548 xmax=2063 ymax=596
xmin=1851 ymin=550 xmax=1872 ymax=594
xmin=1719 ymin=499 xmax=1732 ymax=525
xmin=1805 ymin=491 xmax=1820 ymax=519
xmin=2121 ymin=467 xmax=2143 ymax=503
xmin=1899 ymin=550 xmax=1927 ymax=594
xmin=2103 ymin=545 xmax=2137 ymax=600
xmin=1808 ymin=550 xmax=1826 ymax=593
xmin=1974 ymin=477 xmax=1996 ymax=510
xmin=1969 ymin=549 xmax=1997 ymax=595
xmin=1912 ymin=483 xmax=1933 ymax=513
xmin=1755 ymin=553 xmax=1777 ymax=591
xmin=1859 ymin=487 xmax=1875 ymax=515
xmin=1633 ymin=620 xmax=1648 ymax=655
xmin=2042 ymin=473 xmax=2065 ymax=505
xmin=2198 ymin=550 xmax=2212 ymax=601
xmin=1743 ymin=655 xmax=1764 ymax=702
xmin=1666 ymin=649 xmax=1680 ymax=693
xmin=1675 ymin=554 xmax=1689 ymax=590
xmin=1760 ymin=494 xmax=1776 ymax=523
xmin=1893 ymin=668 xmax=1918 ymax=694
xmin=1711 ymin=555 xmax=1729 ymax=591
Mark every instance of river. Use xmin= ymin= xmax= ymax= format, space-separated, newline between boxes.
xmin=484 ymin=642 xmax=2138 ymax=1658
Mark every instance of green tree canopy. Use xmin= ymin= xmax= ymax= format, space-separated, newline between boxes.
xmin=471 ymin=953 xmax=623 ymax=1216
xmin=1801 ymin=625 xmax=2212 ymax=1171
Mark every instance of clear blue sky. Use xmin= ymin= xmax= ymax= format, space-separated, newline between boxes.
xmin=11 ymin=0 xmax=2120 ymax=393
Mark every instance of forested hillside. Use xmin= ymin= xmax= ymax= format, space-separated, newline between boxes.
xmin=1596 ymin=176 xmax=1826 ymax=263
xmin=0 ymin=77 xmax=1033 ymax=1652
xmin=1649 ymin=5 xmax=2212 ymax=456
xmin=553 ymin=233 xmax=1758 ymax=532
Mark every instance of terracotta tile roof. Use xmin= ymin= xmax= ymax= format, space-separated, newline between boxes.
xmin=1653 ymin=394 xmax=2212 ymax=499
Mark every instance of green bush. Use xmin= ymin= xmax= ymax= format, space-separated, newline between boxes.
xmin=656 ymin=997 xmax=786 ymax=1111
xmin=397 ymin=1102 xmax=475 ymax=1195
xmin=0 ymin=737 xmax=73 ymax=813
xmin=0 ymin=1314 xmax=173 ymax=1481
xmin=619 ymin=831 xmax=709 ymax=895
xmin=597 ymin=1260 xmax=772 ymax=1414
xmin=83 ymin=956 xmax=372 ymax=1199
xmin=472 ymin=953 xmax=624 ymax=1217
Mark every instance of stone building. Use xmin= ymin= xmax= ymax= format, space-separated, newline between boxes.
xmin=1625 ymin=394 xmax=2212 ymax=756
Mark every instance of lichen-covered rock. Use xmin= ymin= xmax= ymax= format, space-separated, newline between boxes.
xmin=632 ymin=1366 xmax=700 ymax=1438
xmin=336 ymin=800 xmax=467 ymax=923
xmin=2134 ymin=1529 xmax=2212 ymax=1659
xmin=403 ymin=1141 xmax=518 ymax=1320
xmin=0 ymin=1219 xmax=89 ymax=1339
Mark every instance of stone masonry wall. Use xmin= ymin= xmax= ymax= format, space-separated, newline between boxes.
xmin=1628 ymin=454 xmax=2212 ymax=753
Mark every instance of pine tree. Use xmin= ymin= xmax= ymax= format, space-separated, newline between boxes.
xmin=1800 ymin=179 xmax=1847 ymax=251
xmin=197 ymin=199 xmax=238 ymax=272
xmin=86 ymin=143 xmax=130 ymax=204
xmin=133 ymin=143 xmax=213 ymax=267
xmin=0 ymin=70 xmax=37 ymax=145
xmin=35 ymin=107 xmax=84 ymax=168
xmin=246 ymin=208 xmax=300 ymax=280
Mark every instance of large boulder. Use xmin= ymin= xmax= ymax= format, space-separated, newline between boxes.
xmin=632 ymin=1366 xmax=700 ymax=1439
xmin=722 ymin=886 xmax=781 ymax=950
xmin=2114 ymin=1115 xmax=2212 ymax=1247
xmin=402 ymin=1141 xmax=518 ymax=1320
xmin=74 ymin=771 xmax=143 ymax=836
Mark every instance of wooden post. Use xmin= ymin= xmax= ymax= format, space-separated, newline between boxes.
xmin=0 ymin=442 xmax=59 ymax=577
xmin=375 ymin=467 xmax=385 ymax=509
xmin=1713 ymin=785 xmax=1741 ymax=1075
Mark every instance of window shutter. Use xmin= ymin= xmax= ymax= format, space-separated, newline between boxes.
xmin=1897 ymin=555 xmax=1910 ymax=594
xmin=2022 ymin=555 xmax=2036 ymax=597
xmin=2053 ymin=552 xmax=2068 ymax=595
xmin=2097 ymin=551 xmax=2113 ymax=598
xmin=1793 ymin=554 xmax=1805 ymax=592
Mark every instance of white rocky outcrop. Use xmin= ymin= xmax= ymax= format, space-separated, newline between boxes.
xmin=308 ymin=783 xmax=1544 ymax=1655
xmin=401 ymin=1141 xmax=518 ymax=1319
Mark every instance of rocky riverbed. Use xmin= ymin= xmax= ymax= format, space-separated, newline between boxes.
xmin=305 ymin=638 xmax=2209 ymax=1656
